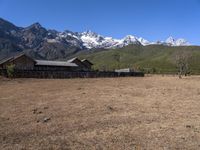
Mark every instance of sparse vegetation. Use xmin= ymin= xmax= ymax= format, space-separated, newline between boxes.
xmin=71 ymin=45 xmax=200 ymax=74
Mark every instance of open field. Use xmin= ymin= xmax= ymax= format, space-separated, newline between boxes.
xmin=0 ymin=76 xmax=200 ymax=150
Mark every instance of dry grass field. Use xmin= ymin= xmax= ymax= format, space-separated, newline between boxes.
xmin=0 ymin=75 xmax=200 ymax=150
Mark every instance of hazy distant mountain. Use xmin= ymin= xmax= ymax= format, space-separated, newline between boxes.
xmin=0 ymin=18 xmax=191 ymax=60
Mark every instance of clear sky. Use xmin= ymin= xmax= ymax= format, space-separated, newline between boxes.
xmin=0 ymin=0 xmax=200 ymax=44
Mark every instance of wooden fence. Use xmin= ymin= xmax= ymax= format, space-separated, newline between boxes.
xmin=0 ymin=69 xmax=144 ymax=78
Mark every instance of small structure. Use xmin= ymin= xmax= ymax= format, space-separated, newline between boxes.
xmin=115 ymin=68 xmax=133 ymax=73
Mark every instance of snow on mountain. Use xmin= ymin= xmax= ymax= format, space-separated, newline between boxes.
xmin=174 ymin=38 xmax=189 ymax=46
xmin=79 ymin=30 xmax=105 ymax=49
xmin=78 ymin=32 xmax=142 ymax=49
xmin=138 ymin=37 xmax=150 ymax=46
xmin=166 ymin=36 xmax=176 ymax=45
xmin=165 ymin=36 xmax=190 ymax=46
xmin=122 ymin=35 xmax=141 ymax=46
xmin=45 ymin=29 xmax=190 ymax=49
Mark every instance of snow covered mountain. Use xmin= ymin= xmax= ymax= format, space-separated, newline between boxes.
xmin=47 ymin=30 xmax=190 ymax=49
xmin=165 ymin=36 xmax=189 ymax=46
xmin=77 ymin=32 xmax=143 ymax=49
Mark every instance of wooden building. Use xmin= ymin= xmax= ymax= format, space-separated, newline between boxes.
xmin=0 ymin=53 xmax=93 ymax=71
xmin=67 ymin=57 xmax=94 ymax=71
xmin=0 ymin=53 xmax=35 ymax=70
xmin=67 ymin=57 xmax=90 ymax=71
xmin=81 ymin=59 xmax=93 ymax=70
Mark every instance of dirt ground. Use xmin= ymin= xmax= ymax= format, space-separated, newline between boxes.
xmin=0 ymin=75 xmax=200 ymax=150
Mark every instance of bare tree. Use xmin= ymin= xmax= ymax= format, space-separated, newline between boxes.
xmin=173 ymin=50 xmax=193 ymax=78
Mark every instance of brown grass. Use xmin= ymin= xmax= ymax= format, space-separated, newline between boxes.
xmin=0 ymin=75 xmax=200 ymax=150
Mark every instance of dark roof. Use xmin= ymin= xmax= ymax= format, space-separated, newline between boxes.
xmin=35 ymin=60 xmax=78 ymax=67
xmin=81 ymin=59 xmax=93 ymax=65
xmin=0 ymin=53 xmax=35 ymax=65
xmin=67 ymin=57 xmax=80 ymax=63
xmin=0 ymin=57 xmax=13 ymax=65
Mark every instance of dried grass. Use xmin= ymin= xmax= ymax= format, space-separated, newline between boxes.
xmin=0 ymin=76 xmax=200 ymax=149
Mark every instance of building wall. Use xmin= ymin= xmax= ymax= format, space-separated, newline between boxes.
xmin=82 ymin=61 xmax=92 ymax=70
xmin=34 ymin=65 xmax=79 ymax=71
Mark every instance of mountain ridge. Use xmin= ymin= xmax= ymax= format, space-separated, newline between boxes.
xmin=0 ymin=17 xmax=195 ymax=60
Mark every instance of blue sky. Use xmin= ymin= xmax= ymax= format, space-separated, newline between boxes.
xmin=0 ymin=0 xmax=200 ymax=44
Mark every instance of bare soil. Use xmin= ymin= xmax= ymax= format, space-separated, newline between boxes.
xmin=0 ymin=76 xmax=200 ymax=150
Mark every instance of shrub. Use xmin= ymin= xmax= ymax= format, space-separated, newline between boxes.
xmin=152 ymin=68 xmax=157 ymax=74
xmin=6 ymin=64 xmax=15 ymax=78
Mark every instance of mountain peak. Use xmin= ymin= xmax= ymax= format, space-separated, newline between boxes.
xmin=27 ymin=22 xmax=43 ymax=30
xmin=176 ymin=38 xmax=190 ymax=46
xmin=138 ymin=37 xmax=150 ymax=46
xmin=165 ymin=36 xmax=189 ymax=46
xmin=166 ymin=36 xmax=175 ymax=43
xmin=122 ymin=35 xmax=140 ymax=46
xmin=123 ymin=35 xmax=138 ymax=40
xmin=32 ymin=22 xmax=42 ymax=27
xmin=23 ymin=22 xmax=47 ymax=35
xmin=82 ymin=30 xmax=99 ymax=37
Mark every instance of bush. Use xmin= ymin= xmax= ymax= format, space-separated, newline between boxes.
xmin=6 ymin=64 xmax=15 ymax=78
xmin=151 ymin=68 xmax=156 ymax=73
